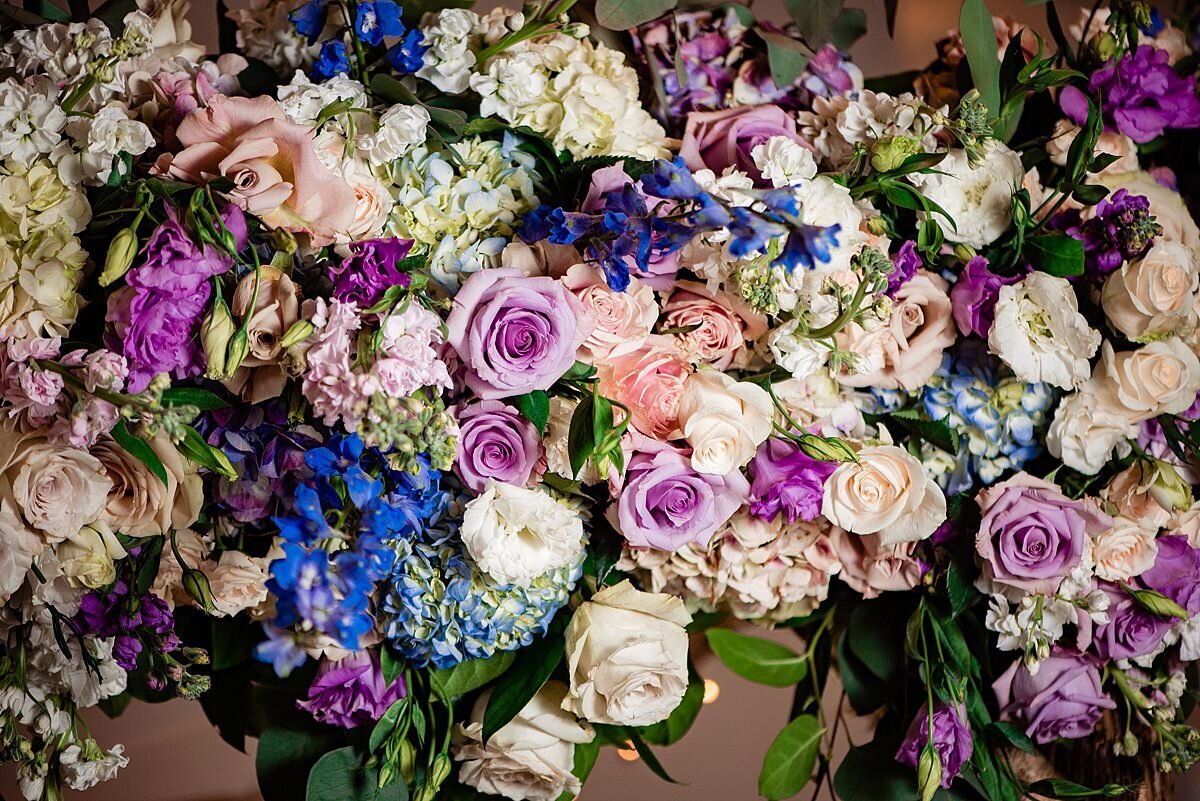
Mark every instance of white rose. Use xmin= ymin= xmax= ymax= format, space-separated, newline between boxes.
xmin=453 ymin=681 xmax=593 ymax=801
xmin=342 ymin=165 xmax=392 ymax=241
xmin=1102 ymin=240 xmax=1199 ymax=341
xmin=1092 ymin=518 xmax=1159 ymax=582
xmin=1099 ymin=171 xmax=1200 ymax=255
xmin=0 ymin=497 xmax=40 ymax=601
xmin=909 ymin=142 xmax=1024 ymax=249
xmin=1090 ymin=338 xmax=1200 ymax=423
xmin=562 ymin=580 xmax=691 ymax=726
xmin=1047 ymin=119 xmax=1139 ymax=176
xmin=4 ymin=436 xmax=110 ymax=544
xmin=206 ymin=550 xmax=270 ymax=618
xmin=821 ymin=445 xmax=947 ymax=546
xmin=676 ymin=370 xmax=773 ymax=475
xmin=989 ymin=271 xmax=1101 ymax=389
xmin=57 ymin=521 xmax=126 ymax=589
xmin=1046 ymin=390 xmax=1137 ymax=474
xmin=460 ymin=481 xmax=585 ymax=586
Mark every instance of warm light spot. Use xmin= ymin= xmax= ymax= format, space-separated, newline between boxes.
xmin=702 ymin=678 xmax=720 ymax=704
xmin=617 ymin=744 xmax=639 ymax=762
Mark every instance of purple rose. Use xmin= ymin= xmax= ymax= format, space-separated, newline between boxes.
xmin=1140 ymin=535 xmax=1200 ymax=613
xmin=446 ymin=268 xmax=590 ymax=400
xmin=330 ymin=237 xmax=414 ymax=308
xmin=297 ymin=650 xmax=405 ymax=729
xmin=1061 ymin=46 xmax=1200 ymax=143
xmin=886 ymin=241 xmax=921 ymax=297
xmin=1093 ymin=582 xmax=1175 ymax=661
xmin=950 ymin=257 xmax=1022 ymax=338
xmin=993 ymin=650 xmax=1116 ymax=744
xmin=453 ymin=399 xmax=544 ymax=492
xmin=679 ymin=104 xmax=803 ymax=185
xmin=974 ymin=474 xmax=1113 ymax=595
xmin=611 ymin=441 xmax=748 ymax=550
xmin=895 ymin=702 xmax=973 ymax=788
xmin=747 ymin=437 xmax=836 ymax=524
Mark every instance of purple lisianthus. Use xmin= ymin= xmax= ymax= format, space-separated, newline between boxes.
xmin=1141 ymin=535 xmax=1200 ymax=612
xmin=747 ymin=437 xmax=837 ymax=524
xmin=1093 ymin=582 xmax=1175 ymax=661
xmin=453 ymin=399 xmax=544 ymax=492
xmin=974 ymin=473 xmax=1113 ymax=595
xmin=1060 ymin=46 xmax=1200 ymax=143
xmin=895 ymin=702 xmax=973 ymax=788
xmin=886 ymin=241 xmax=921 ymax=297
xmin=612 ymin=441 xmax=748 ymax=551
xmin=446 ymin=268 xmax=590 ymax=400
xmin=330 ymin=237 xmax=414 ymax=308
xmin=105 ymin=204 xmax=246 ymax=392
xmin=297 ymin=650 xmax=405 ymax=729
xmin=950 ymin=257 xmax=1022 ymax=338
xmin=993 ymin=649 xmax=1116 ymax=744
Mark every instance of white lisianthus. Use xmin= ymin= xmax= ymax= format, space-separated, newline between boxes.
xmin=821 ymin=445 xmax=947 ymax=545
xmin=676 ymin=369 xmax=773 ymax=475
xmin=1092 ymin=518 xmax=1160 ymax=582
xmin=562 ymin=580 xmax=692 ymax=727
xmin=356 ymin=104 xmax=430 ymax=166
xmin=789 ymin=175 xmax=865 ymax=275
xmin=910 ymin=142 xmax=1024 ymax=248
xmin=416 ymin=9 xmax=479 ymax=94
xmin=460 ymin=480 xmax=585 ymax=586
xmin=1046 ymin=390 xmax=1137 ymax=474
xmin=752 ymin=136 xmax=818 ymax=188
xmin=57 ymin=521 xmax=126 ymax=589
xmin=453 ymin=681 xmax=594 ymax=801
xmin=989 ymin=271 xmax=1101 ymax=390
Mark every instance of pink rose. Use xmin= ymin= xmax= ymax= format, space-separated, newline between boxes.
xmin=838 ymin=270 xmax=956 ymax=391
xmin=679 ymin=105 xmax=803 ymax=184
xmin=661 ymin=281 xmax=767 ymax=369
xmin=831 ymin=527 xmax=922 ymax=599
xmin=154 ymin=95 xmax=356 ymax=246
xmin=597 ymin=336 xmax=692 ymax=440
xmin=561 ymin=264 xmax=659 ymax=363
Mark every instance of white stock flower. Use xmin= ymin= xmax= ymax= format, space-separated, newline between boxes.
xmin=416 ymin=9 xmax=479 ymax=94
xmin=59 ymin=743 xmax=128 ymax=792
xmin=821 ymin=444 xmax=947 ymax=545
xmin=0 ymin=77 xmax=67 ymax=168
xmin=752 ymin=136 xmax=818 ymax=188
xmin=66 ymin=103 xmax=155 ymax=185
xmin=356 ymin=104 xmax=430 ymax=166
xmin=562 ymin=580 xmax=691 ymax=726
xmin=226 ymin=0 xmax=316 ymax=73
xmin=460 ymin=481 xmax=585 ymax=586
xmin=989 ymin=271 xmax=1100 ymax=390
xmin=910 ymin=142 xmax=1024 ymax=249
xmin=278 ymin=72 xmax=371 ymax=130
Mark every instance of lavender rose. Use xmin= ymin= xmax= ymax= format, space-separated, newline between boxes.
xmin=993 ymin=650 xmax=1116 ymax=744
xmin=679 ymin=104 xmax=803 ymax=184
xmin=454 ymin=400 xmax=544 ymax=493
xmin=447 ymin=268 xmax=590 ymax=400
xmin=1092 ymin=582 xmax=1175 ymax=662
xmin=297 ymin=650 xmax=405 ymax=729
xmin=611 ymin=441 xmax=748 ymax=551
xmin=747 ymin=437 xmax=837 ymax=524
xmin=895 ymin=702 xmax=972 ymax=788
xmin=974 ymin=473 xmax=1113 ymax=595
xmin=1140 ymin=534 xmax=1200 ymax=613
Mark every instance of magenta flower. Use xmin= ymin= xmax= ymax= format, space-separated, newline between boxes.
xmin=297 ymin=650 xmax=406 ymax=729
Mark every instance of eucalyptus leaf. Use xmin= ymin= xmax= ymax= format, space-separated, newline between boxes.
xmin=783 ymin=0 xmax=843 ymax=47
xmin=761 ymin=31 xmax=814 ymax=88
xmin=959 ymin=0 xmax=1002 ymax=121
xmin=306 ymin=746 xmax=408 ymax=801
xmin=594 ymin=0 xmax=677 ymax=30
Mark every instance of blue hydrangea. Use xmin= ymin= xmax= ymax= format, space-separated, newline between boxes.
xmin=920 ymin=343 xmax=1056 ymax=494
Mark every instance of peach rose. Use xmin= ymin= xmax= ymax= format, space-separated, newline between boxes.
xmin=821 ymin=445 xmax=947 ymax=545
xmin=224 ymin=266 xmax=301 ymax=403
xmin=1089 ymin=339 xmax=1200 ymax=424
xmin=675 ymin=370 xmax=773 ymax=475
xmin=1101 ymin=240 xmax=1198 ymax=342
xmin=1102 ymin=464 xmax=1171 ymax=531
xmin=561 ymin=264 xmax=658 ymax=363
xmin=1092 ymin=517 xmax=1159 ymax=582
xmin=501 ymin=240 xmax=581 ymax=278
xmin=206 ymin=550 xmax=271 ymax=617
xmin=838 ymin=270 xmax=956 ymax=391
xmin=154 ymin=94 xmax=356 ymax=245
xmin=596 ymin=336 xmax=692 ymax=439
xmin=661 ymin=281 xmax=767 ymax=369
xmin=0 ymin=430 xmax=110 ymax=545
xmin=1168 ymin=502 xmax=1200 ymax=547
xmin=831 ymin=527 xmax=922 ymax=599
xmin=93 ymin=434 xmax=203 ymax=537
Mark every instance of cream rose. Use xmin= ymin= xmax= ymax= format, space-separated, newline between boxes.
xmin=93 ymin=434 xmax=203 ymax=537
xmin=1102 ymin=240 xmax=1198 ymax=342
xmin=151 ymin=528 xmax=209 ymax=608
xmin=1169 ymin=502 xmax=1200 ymax=547
xmin=821 ymin=445 xmax=947 ymax=546
xmin=460 ymin=481 xmax=585 ymax=586
xmin=206 ymin=550 xmax=271 ymax=618
xmin=676 ymin=370 xmax=773 ymax=475
xmin=57 ymin=522 xmax=127 ymax=589
xmin=1046 ymin=389 xmax=1138 ymax=474
xmin=1092 ymin=517 xmax=1159 ymax=582
xmin=343 ymin=166 xmax=392 ymax=241
xmin=224 ymin=266 xmax=302 ymax=403
xmin=1090 ymin=338 xmax=1200 ymax=423
xmin=561 ymin=264 xmax=658 ymax=363
xmin=562 ymin=580 xmax=691 ymax=727
xmin=2 ymin=433 xmax=110 ymax=544
xmin=453 ymin=681 xmax=594 ymax=801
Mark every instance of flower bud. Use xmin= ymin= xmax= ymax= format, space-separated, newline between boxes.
xmin=1142 ymin=458 xmax=1193 ymax=513
xmin=225 ymin=329 xmax=251 ymax=375
xmin=870 ymin=135 xmax=922 ymax=173
xmin=280 ymin=319 xmax=315 ymax=349
xmin=866 ymin=215 xmax=890 ymax=236
xmin=99 ymin=227 xmax=140 ymax=287
xmin=1127 ymin=586 xmax=1189 ymax=621
xmin=1092 ymin=31 xmax=1117 ymax=61
xmin=795 ymin=433 xmax=858 ymax=463
xmin=182 ymin=568 xmax=215 ymax=613
xmin=202 ymin=297 xmax=236 ymax=379
xmin=917 ymin=742 xmax=942 ymax=801
xmin=952 ymin=244 xmax=976 ymax=264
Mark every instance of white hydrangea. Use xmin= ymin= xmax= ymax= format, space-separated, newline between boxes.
xmin=225 ymin=0 xmax=317 ymax=73
xmin=356 ymin=103 xmax=430 ymax=166
xmin=798 ymin=90 xmax=942 ymax=170
xmin=0 ymin=77 xmax=68 ymax=169
xmin=417 ymin=8 xmax=480 ymax=94
xmin=909 ymin=142 xmax=1024 ymax=249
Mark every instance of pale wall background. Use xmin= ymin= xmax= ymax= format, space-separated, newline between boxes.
xmin=5 ymin=0 xmax=1200 ymax=799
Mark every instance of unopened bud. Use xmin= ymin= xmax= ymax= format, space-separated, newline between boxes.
xmin=1127 ymin=586 xmax=1189 ymax=621
xmin=1142 ymin=458 xmax=1193 ymax=513
xmin=427 ymin=753 xmax=451 ymax=792
xmin=182 ymin=568 xmax=215 ymax=613
xmin=866 ymin=215 xmax=889 ymax=236
xmin=795 ymin=433 xmax=858 ymax=463
xmin=280 ymin=319 xmax=315 ymax=349
xmin=917 ymin=742 xmax=942 ymax=801
xmin=398 ymin=739 xmax=417 ymax=783
xmin=202 ymin=297 xmax=236 ymax=379
xmin=1092 ymin=31 xmax=1117 ymax=61
xmin=952 ymin=243 xmax=976 ymax=264
xmin=870 ymin=135 xmax=921 ymax=173
xmin=270 ymin=228 xmax=298 ymax=255
xmin=99 ymin=227 xmax=139 ymax=286
xmin=225 ymin=329 xmax=250 ymax=375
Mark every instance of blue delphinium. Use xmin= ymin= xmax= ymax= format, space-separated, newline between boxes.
xmin=314 ymin=41 xmax=350 ymax=79
xmin=387 ymin=29 xmax=428 ymax=73
xmin=355 ymin=0 xmax=406 ymax=46
xmin=289 ymin=0 xmax=329 ymax=44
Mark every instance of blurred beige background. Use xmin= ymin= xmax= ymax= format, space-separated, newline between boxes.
xmin=5 ymin=0 xmax=1200 ymax=799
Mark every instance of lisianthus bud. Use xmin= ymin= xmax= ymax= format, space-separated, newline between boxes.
xmin=1127 ymin=586 xmax=1190 ymax=621
xmin=202 ymin=297 xmax=236 ymax=379
xmin=917 ymin=742 xmax=942 ymax=801
xmin=280 ymin=319 xmax=315 ymax=349
xmin=1092 ymin=31 xmax=1117 ymax=61
xmin=795 ymin=433 xmax=858 ymax=463
xmin=99 ymin=227 xmax=140 ymax=286
xmin=1142 ymin=459 xmax=1193 ymax=513
xmin=226 ymin=329 xmax=251 ymax=375
xmin=871 ymin=135 xmax=922 ymax=173
xmin=952 ymin=243 xmax=976 ymax=264
xmin=182 ymin=568 xmax=215 ymax=613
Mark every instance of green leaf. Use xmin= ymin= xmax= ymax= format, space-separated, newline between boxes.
xmin=177 ymin=425 xmax=239 ymax=480
xmin=594 ymin=0 xmax=677 ymax=30
xmin=641 ymin=666 xmax=704 ymax=745
xmin=846 ymin=601 xmax=906 ymax=685
xmin=784 ymin=0 xmax=843 ymax=47
xmin=210 ymin=616 xmax=255 ymax=671
xmin=987 ymin=721 xmax=1036 ymax=754
xmin=1071 ymin=183 xmax=1110 ymax=205
xmin=829 ymin=7 xmax=868 ymax=50
xmin=761 ymin=31 xmax=814 ymax=88
xmin=1027 ymin=233 xmax=1085 ymax=277
xmin=625 ymin=728 xmax=682 ymax=784
xmin=960 ymin=0 xmax=1002 ymax=121
xmin=945 ymin=561 xmax=978 ymax=619
xmin=883 ymin=0 xmax=898 ymax=36
xmin=566 ymin=394 xmax=595 ymax=479
xmin=307 ymin=746 xmax=408 ymax=801
xmin=430 ymin=651 xmax=517 ymax=699
xmin=111 ymin=420 xmax=169 ymax=485
xmin=758 ymin=714 xmax=823 ymax=800
xmin=836 ymin=630 xmax=891 ymax=715
xmin=369 ymin=699 xmax=406 ymax=753
xmin=256 ymin=727 xmax=340 ymax=801
xmin=864 ymin=408 xmax=959 ymax=454
xmin=482 ymin=630 xmax=564 ymax=742
xmin=133 ymin=535 xmax=165 ymax=596
xmin=510 ymin=391 xmax=551 ymax=435
xmin=381 ymin=646 xmax=403 ymax=686
xmin=160 ymin=387 xmax=230 ymax=411
xmin=1025 ymin=779 xmax=1134 ymax=799
xmin=834 ymin=741 xmax=919 ymax=801
xmin=705 ymin=628 xmax=809 ymax=687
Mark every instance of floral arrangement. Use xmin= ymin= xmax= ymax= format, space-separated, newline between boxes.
xmin=3 ymin=0 xmax=1200 ymax=799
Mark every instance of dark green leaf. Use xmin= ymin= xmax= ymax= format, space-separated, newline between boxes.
xmin=883 ymin=0 xmax=898 ymax=36
xmin=510 ymin=391 xmax=551 ymax=435
xmin=567 ymin=394 xmax=595 ymax=479
xmin=134 ymin=536 xmax=164 ymax=596
xmin=381 ymin=646 xmax=403 ymax=686
xmin=161 ymin=387 xmax=230 ymax=411
xmin=210 ymin=616 xmax=256 ymax=670
xmin=1071 ymin=183 xmax=1109 ymax=205
xmin=307 ymin=746 xmax=408 ymax=801
xmin=829 ymin=7 xmax=868 ymax=50
xmin=784 ymin=0 xmax=843 ymax=47
xmin=846 ymin=601 xmax=906 ymax=685
xmin=482 ymin=631 xmax=564 ymax=742
xmin=112 ymin=420 xmax=168 ymax=485
xmin=945 ymin=561 xmax=978 ymax=619
xmin=987 ymin=721 xmax=1036 ymax=754
xmin=761 ymin=31 xmax=814 ymax=88
xmin=594 ymin=0 xmax=678 ymax=30
xmin=369 ymin=699 xmax=405 ymax=753
xmin=430 ymin=651 xmax=517 ymax=699
xmin=960 ymin=0 xmax=1002 ymax=121
xmin=836 ymin=630 xmax=891 ymax=714
xmin=93 ymin=0 xmax=137 ymax=33
xmin=256 ymin=726 xmax=340 ymax=801
xmin=834 ymin=741 xmax=919 ymax=801
xmin=177 ymin=425 xmax=239 ymax=480
xmin=706 ymin=628 xmax=808 ymax=687
xmin=625 ymin=728 xmax=682 ymax=784
xmin=98 ymin=691 xmax=132 ymax=718
xmin=1027 ymin=233 xmax=1085 ymax=277
xmin=1025 ymin=779 xmax=1133 ymax=799
xmin=758 ymin=714 xmax=823 ymax=800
